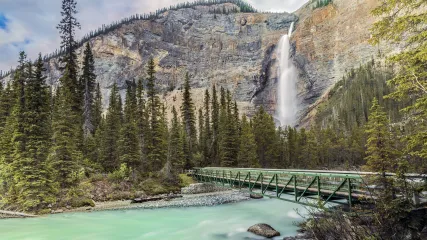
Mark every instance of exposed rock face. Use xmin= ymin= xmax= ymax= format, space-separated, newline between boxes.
xmin=292 ymin=0 xmax=396 ymax=126
xmin=247 ymin=223 xmax=281 ymax=238
xmin=1 ymin=0 xmax=392 ymax=124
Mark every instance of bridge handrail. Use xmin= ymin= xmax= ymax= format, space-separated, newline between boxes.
xmin=193 ymin=167 xmax=427 ymax=180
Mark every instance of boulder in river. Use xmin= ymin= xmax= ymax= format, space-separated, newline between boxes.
xmin=250 ymin=193 xmax=264 ymax=199
xmin=248 ymin=223 xmax=280 ymax=238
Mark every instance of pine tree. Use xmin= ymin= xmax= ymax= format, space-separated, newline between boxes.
xmin=252 ymin=107 xmax=278 ymax=168
xmin=238 ymin=115 xmax=259 ymax=168
xmin=364 ymin=98 xmax=396 ymax=174
xmin=49 ymin=70 xmax=82 ymax=187
xmin=181 ymin=72 xmax=197 ymax=168
xmin=146 ymin=58 xmax=167 ymax=172
xmin=168 ymin=106 xmax=184 ymax=172
xmin=202 ymin=89 xmax=211 ymax=166
xmin=49 ymin=0 xmax=83 ymax=187
xmin=57 ymin=0 xmax=81 ymax=114
xmin=135 ymin=77 xmax=148 ymax=172
xmin=80 ymin=42 xmax=97 ymax=138
xmin=211 ymin=85 xmax=220 ymax=166
xmin=92 ymin=83 xmax=102 ymax=132
xmin=119 ymin=82 xmax=141 ymax=176
xmin=13 ymin=54 xmax=57 ymax=211
xmin=99 ymin=83 xmax=122 ymax=172
xmin=198 ymin=108 xmax=204 ymax=157
xmin=371 ymin=0 xmax=427 ymax=172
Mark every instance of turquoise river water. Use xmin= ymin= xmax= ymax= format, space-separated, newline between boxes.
xmin=0 ymin=198 xmax=307 ymax=240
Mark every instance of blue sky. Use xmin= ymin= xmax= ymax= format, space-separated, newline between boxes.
xmin=0 ymin=0 xmax=308 ymax=72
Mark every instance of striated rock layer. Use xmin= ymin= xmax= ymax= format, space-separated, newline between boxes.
xmin=1 ymin=0 xmax=392 ymax=125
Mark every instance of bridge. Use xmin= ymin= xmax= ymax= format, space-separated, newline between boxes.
xmin=191 ymin=167 xmax=427 ymax=208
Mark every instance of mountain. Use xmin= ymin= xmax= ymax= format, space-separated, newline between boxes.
xmin=0 ymin=0 xmax=392 ymax=125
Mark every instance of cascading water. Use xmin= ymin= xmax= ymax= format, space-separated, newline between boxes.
xmin=276 ymin=22 xmax=298 ymax=127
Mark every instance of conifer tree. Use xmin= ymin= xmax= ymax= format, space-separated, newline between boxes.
xmin=57 ymin=0 xmax=81 ymax=114
xmin=168 ymin=106 xmax=184 ymax=171
xmin=49 ymin=70 xmax=83 ymax=187
xmin=252 ymin=107 xmax=278 ymax=168
xmin=13 ymin=54 xmax=57 ymax=211
xmin=238 ymin=115 xmax=259 ymax=168
xmin=364 ymin=98 xmax=396 ymax=174
xmin=99 ymin=83 xmax=122 ymax=172
xmin=198 ymin=108 xmax=204 ymax=156
xmin=371 ymin=0 xmax=427 ymax=172
xmin=146 ymin=58 xmax=167 ymax=171
xmin=92 ymin=83 xmax=102 ymax=132
xmin=202 ymin=89 xmax=211 ymax=166
xmin=181 ymin=72 xmax=197 ymax=168
xmin=135 ymin=77 xmax=148 ymax=172
xmin=80 ymin=42 xmax=97 ymax=138
xmin=119 ymin=82 xmax=140 ymax=175
xmin=0 ymin=82 xmax=13 ymax=134
xmin=211 ymin=85 xmax=220 ymax=166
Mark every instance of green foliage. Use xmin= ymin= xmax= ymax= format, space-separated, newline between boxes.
xmin=312 ymin=0 xmax=332 ymax=9
xmin=108 ymin=163 xmax=131 ymax=183
xmin=181 ymin=72 xmax=197 ymax=168
xmin=99 ymin=83 xmax=122 ymax=172
xmin=364 ymin=98 xmax=398 ymax=173
xmin=315 ymin=61 xmax=404 ymax=130
xmin=370 ymin=0 xmax=427 ymax=172
xmin=169 ymin=106 xmax=184 ymax=172
xmin=119 ymin=82 xmax=141 ymax=174
xmin=146 ymin=58 xmax=168 ymax=172
xmin=237 ymin=115 xmax=259 ymax=168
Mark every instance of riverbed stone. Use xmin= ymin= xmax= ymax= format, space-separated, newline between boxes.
xmin=248 ymin=223 xmax=281 ymax=238
xmin=250 ymin=193 xmax=263 ymax=199
xmin=181 ymin=183 xmax=227 ymax=195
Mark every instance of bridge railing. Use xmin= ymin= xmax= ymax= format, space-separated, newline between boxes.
xmin=192 ymin=167 xmax=427 ymax=207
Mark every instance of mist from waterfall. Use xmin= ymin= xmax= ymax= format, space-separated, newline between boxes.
xmin=276 ymin=22 xmax=298 ymax=127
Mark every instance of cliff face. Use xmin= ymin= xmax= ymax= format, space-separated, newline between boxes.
xmin=292 ymin=0 xmax=395 ymax=126
xmin=1 ymin=0 xmax=390 ymax=124
xmin=32 ymin=3 xmax=297 ymax=118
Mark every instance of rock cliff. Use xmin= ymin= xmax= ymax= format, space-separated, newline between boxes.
xmin=1 ymin=0 xmax=391 ymax=125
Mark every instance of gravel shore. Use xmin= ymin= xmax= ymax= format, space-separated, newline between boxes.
xmin=68 ymin=190 xmax=250 ymax=213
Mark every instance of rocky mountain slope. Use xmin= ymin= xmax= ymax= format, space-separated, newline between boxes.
xmin=1 ymin=0 xmax=392 ymax=125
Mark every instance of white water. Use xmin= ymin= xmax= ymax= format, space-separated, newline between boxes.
xmin=276 ymin=22 xmax=298 ymax=127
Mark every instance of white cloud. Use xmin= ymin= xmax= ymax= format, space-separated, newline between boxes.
xmin=0 ymin=0 xmax=308 ymax=71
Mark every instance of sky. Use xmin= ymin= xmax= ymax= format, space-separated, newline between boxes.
xmin=0 ymin=0 xmax=308 ymax=72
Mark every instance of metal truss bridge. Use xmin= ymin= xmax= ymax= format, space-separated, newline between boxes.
xmin=191 ymin=167 xmax=427 ymax=208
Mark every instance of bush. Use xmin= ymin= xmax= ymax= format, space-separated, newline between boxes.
xmin=108 ymin=163 xmax=130 ymax=183
xmin=71 ymin=198 xmax=95 ymax=208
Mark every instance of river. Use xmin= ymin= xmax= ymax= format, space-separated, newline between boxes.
xmin=0 ymin=198 xmax=307 ymax=240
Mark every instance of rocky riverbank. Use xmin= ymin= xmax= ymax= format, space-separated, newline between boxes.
xmin=60 ymin=189 xmax=250 ymax=214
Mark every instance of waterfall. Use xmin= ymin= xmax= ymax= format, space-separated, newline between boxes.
xmin=276 ymin=23 xmax=298 ymax=127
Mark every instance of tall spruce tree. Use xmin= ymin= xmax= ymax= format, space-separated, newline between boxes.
xmin=92 ymin=83 xmax=102 ymax=132
xmin=13 ymin=54 xmax=57 ymax=211
xmin=168 ymin=106 xmax=184 ymax=172
xmin=364 ymin=98 xmax=396 ymax=174
xmin=146 ymin=58 xmax=167 ymax=171
xmin=99 ymin=83 xmax=122 ymax=172
xmin=238 ymin=115 xmax=259 ymax=168
xmin=80 ymin=42 xmax=97 ymax=138
xmin=252 ymin=107 xmax=278 ymax=168
xmin=57 ymin=0 xmax=81 ymax=114
xmin=202 ymin=89 xmax=211 ymax=166
xmin=211 ymin=85 xmax=220 ymax=166
xmin=49 ymin=0 xmax=83 ymax=187
xmin=135 ymin=77 xmax=148 ymax=172
xmin=119 ymin=82 xmax=140 ymax=175
xmin=181 ymin=72 xmax=197 ymax=168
